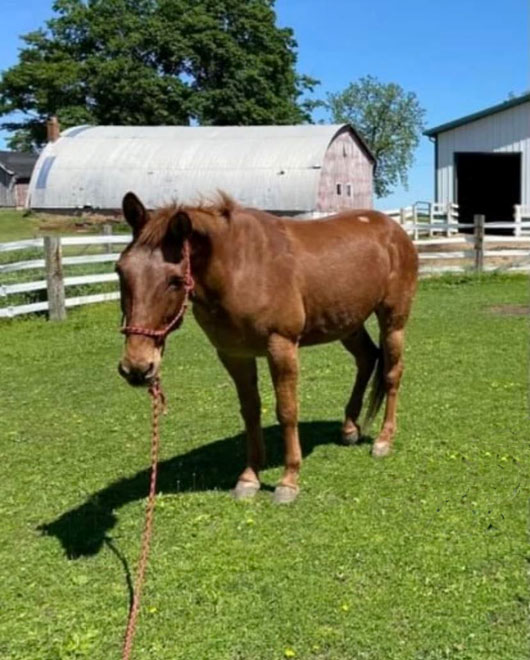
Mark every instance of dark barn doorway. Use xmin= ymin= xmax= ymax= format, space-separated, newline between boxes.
xmin=455 ymin=152 xmax=521 ymax=234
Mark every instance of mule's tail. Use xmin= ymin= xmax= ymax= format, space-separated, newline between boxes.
xmin=362 ymin=346 xmax=385 ymax=431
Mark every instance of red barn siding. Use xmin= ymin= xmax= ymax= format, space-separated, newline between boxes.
xmin=316 ymin=128 xmax=373 ymax=212
xmin=14 ymin=182 xmax=29 ymax=208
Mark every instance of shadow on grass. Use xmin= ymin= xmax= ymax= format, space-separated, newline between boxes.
xmin=39 ymin=421 xmax=372 ymax=559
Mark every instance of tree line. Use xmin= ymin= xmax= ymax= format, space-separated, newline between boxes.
xmin=0 ymin=0 xmax=425 ymax=198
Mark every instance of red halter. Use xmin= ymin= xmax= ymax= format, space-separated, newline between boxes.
xmin=120 ymin=241 xmax=194 ymax=345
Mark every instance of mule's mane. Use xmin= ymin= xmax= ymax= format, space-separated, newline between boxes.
xmin=137 ymin=191 xmax=237 ymax=248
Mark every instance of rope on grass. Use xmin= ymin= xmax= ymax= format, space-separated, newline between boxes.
xmin=121 ymin=379 xmax=165 ymax=660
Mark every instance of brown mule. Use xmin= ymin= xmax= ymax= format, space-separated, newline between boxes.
xmin=116 ymin=193 xmax=418 ymax=503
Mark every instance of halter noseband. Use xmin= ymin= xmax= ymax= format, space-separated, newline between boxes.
xmin=120 ymin=241 xmax=194 ymax=345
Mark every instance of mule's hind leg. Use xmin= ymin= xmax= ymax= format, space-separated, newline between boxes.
xmin=372 ymin=315 xmax=406 ymax=458
xmin=341 ymin=327 xmax=380 ymax=445
xmin=217 ymin=351 xmax=264 ymax=499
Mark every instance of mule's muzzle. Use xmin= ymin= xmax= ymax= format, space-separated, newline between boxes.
xmin=118 ymin=358 xmax=157 ymax=387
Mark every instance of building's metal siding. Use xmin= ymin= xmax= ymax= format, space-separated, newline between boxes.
xmin=436 ymin=101 xmax=530 ymax=206
xmin=317 ymin=128 xmax=373 ymax=211
xmin=27 ymin=124 xmax=374 ymax=213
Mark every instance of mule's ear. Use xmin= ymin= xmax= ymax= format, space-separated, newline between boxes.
xmin=122 ymin=192 xmax=147 ymax=237
xmin=170 ymin=210 xmax=192 ymax=243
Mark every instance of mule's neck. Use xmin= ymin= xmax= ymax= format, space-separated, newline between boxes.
xmin=186 ymin=208 xmax=231 ymax=304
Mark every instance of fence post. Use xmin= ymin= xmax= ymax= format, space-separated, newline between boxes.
xmin=514 ymin=205 xmax=522 ymax=238
xmin=446 ymin=202 xmax=452 ymax=237
xmin=103 ymin=223 xmax=113 ymax=252
xmin=474 ymin=214 xmax=485 ymax=273
xmin=419 ymin=203 xmax=431 ymax=238
xmin=44 ymin=235 xmax=66 ymax=321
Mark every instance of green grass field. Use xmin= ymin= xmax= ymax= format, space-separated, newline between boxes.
xmin=0 ymin=209 xmax=42 ymax=240
xmin=0 ymin=209 xmax=129 ymax=241
xmin=0 ymin=274 xmax=528 ymax=659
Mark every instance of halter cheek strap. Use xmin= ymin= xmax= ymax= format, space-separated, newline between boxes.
xmin=120 ymin=241 xmax=195 ymax=345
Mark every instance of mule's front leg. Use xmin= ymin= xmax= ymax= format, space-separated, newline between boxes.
xmin=267 ymin=334 xmax=301 ymax=504
xmin=217 ymin=352 xmax=264 ymax=499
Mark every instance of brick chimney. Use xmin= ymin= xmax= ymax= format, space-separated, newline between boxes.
xmin=46 ymin=116 xmax=60 ymax=142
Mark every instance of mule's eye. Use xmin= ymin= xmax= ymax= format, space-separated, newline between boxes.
xmin=168 ymin=276 xmax=183 ymax=289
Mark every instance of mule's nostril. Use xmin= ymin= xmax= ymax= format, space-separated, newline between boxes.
xmin=119 ymin=360 xmax=156 ymax=386
xmin=145 ymin=362 xmax=155 ymax=377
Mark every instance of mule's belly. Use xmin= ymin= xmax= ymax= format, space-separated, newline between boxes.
xmin=299 ymin=323 xmax=364 ymax=347
xmin=299 ymin=305 xmax=374 ymax=347
xmin=193 ymin=293 xmax=377 ymax=356
xmin=298 ymin=275 xmax=385 ymax=347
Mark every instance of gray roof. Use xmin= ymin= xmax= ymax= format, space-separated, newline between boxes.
xmin=27 ymin=124 xmax=373 ymax=212
xmin=0 ymin=150 xmax=38 ymax=179
xmin=425 ymin=93 xmax=530 ymax=137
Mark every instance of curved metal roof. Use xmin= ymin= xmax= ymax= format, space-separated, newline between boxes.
xmin=27 ymin=124 xmax=372 ymax=212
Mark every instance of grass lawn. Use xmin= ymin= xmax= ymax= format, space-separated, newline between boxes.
xmin=0 ymin=274 xmax=528 ymax=659
xmin=0 ymin=209 xmax=129 ymax=243
xmin=0 ymin=209 xmax=42 ymax=241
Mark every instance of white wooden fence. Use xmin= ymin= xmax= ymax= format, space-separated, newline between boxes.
xmin=514 ymin=205 xmax=530 ymax=236
xmin=385 ymin=202 xmax=530 ymax=239
xmin=1 ymin=212 xmax=530 ymax=320
xmin=384 ymin=201 xmax=461 ymax=239
xmin=0 ymin=233 xmax=131 ymax=319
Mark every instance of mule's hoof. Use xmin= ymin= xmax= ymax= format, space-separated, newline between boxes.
xmin=342 ymin=428 xmax=360 ymax=446
xmin=372 ymin=442 xmax=392 ymax=458
xmin=273 ymin=485 xmax=299 ymax=505
xmin=231 ymin=480 xmax=260 ymax=500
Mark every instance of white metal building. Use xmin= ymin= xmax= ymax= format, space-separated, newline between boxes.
xmin=27 ymin=124 xmax=375 ymax=216
xmin=425 ymin=93 xmax=530 ymax=228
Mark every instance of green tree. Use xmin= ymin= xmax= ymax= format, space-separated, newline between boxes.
xmin=0 ymin=0 xmax=318 ymax=150
xmin=327 ymin=75 xmax=425 ymax=198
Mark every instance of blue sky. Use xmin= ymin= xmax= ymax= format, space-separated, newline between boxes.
xmin=1 ymin=0 xmax=528 ymax=208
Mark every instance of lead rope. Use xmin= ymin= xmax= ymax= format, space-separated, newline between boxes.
xmin=119 ymin=240 xmax=192 ymax=658
xmin=121 ymin=378 xmax=165 ymax=660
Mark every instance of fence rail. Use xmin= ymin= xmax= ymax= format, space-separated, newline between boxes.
xmin=1 ymin=212 xmax=530 ymax=320
xmin=0 ymin=272 xmax=118 ymax=297
xmin=384 ymin=202 xmax=530 ymax=238
xmin=0 ymin=234 xmax=130 ymax=253
xmin=0 ymin=228 xmax=131 ymax=318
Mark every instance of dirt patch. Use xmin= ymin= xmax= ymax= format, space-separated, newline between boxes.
xmin=487 ymin=304 xmax=530 ymax=316
xmin=34 ymin=212 xmax=125 ymax=234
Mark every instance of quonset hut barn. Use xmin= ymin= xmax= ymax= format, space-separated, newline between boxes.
xmin=27 ymin=124 xmax=375 ymax=216
xmin=425 ymin=93 xmax=530 ymax=229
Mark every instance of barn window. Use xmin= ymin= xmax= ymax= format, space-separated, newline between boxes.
xmin=336 ymin=183 xmax=342 ymax=195
xmin=346 ymin=183 xmax=352 ymax=197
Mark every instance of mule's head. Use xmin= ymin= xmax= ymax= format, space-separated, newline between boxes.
xmin=117 ymin=192 xmax=192 ymax=386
